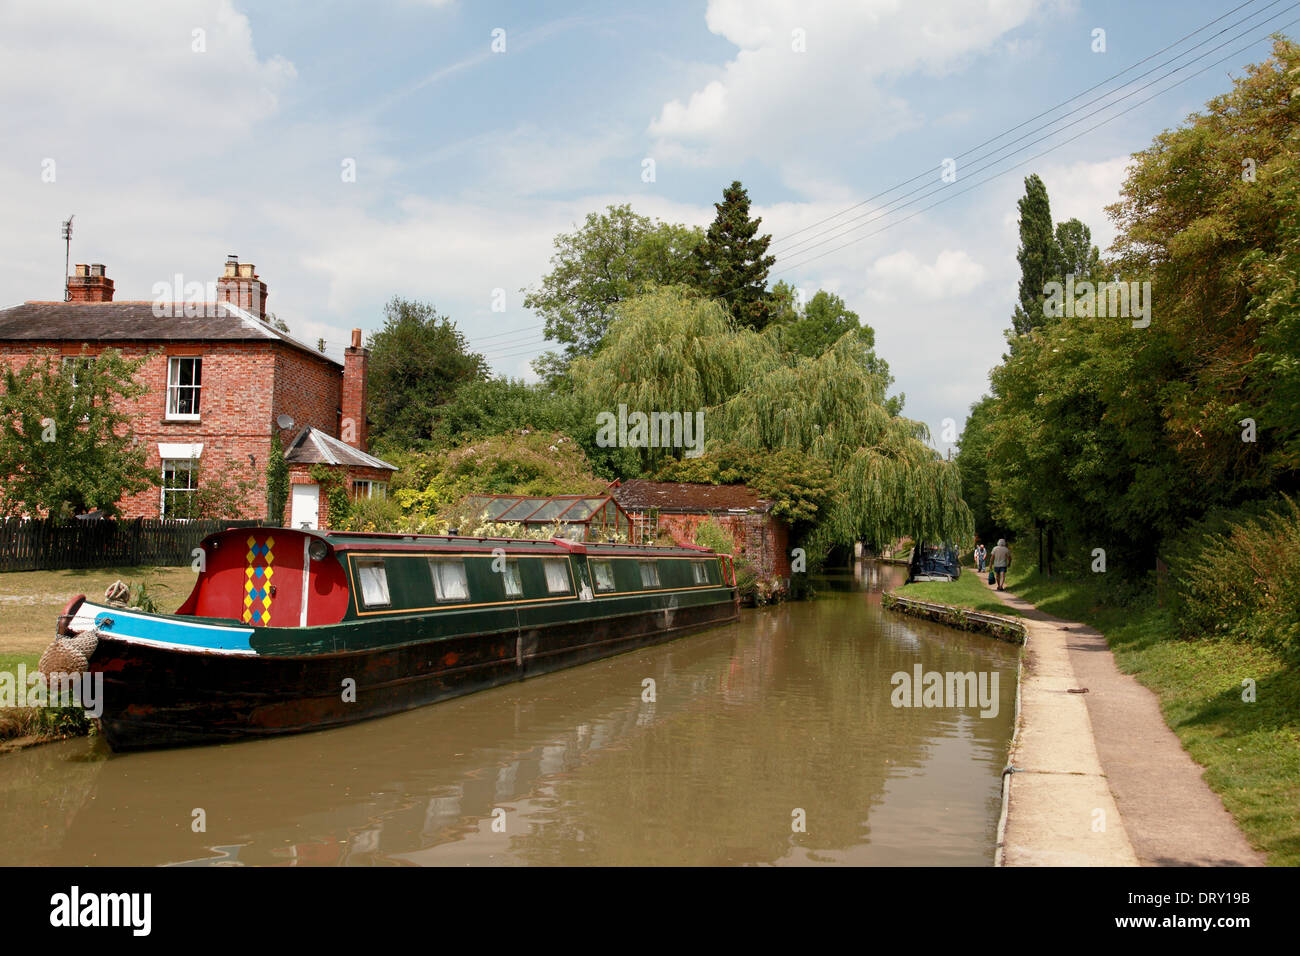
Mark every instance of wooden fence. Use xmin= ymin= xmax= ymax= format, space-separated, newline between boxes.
xmin=0 ymin=518 xmax=265 ymax=572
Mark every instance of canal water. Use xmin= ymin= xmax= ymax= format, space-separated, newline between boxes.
xmin=0 ymin=562 xmax=1018 ymax=866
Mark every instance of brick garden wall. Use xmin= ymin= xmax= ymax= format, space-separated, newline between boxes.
xmin=647 ymin=511 xmax=792 ymax=581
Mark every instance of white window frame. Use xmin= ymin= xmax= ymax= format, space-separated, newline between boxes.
xmin=692 ymin=560 xmax=709 ymax=584
xmin=62 ymin=355 xmax=95 ymax=421
xmin=356 ymin=559 xmax=391 ymax=608
xmin=428 ymin=558 xmax=470 ymax=603
xmin=542 ymin=558 xmax=572 ymax=594
xmin=353 ymin=480 xmax=387 ymax=500
xmin=160 ymin=458 xmax=198 ymax=519
xmin=61 ymin=355 xmax=93 ymax=389
xmin=166 ymin=356 xmax=202 ymax=420
xmin=638 ymin=560 xmax=660 ymax=588
xmin=590 ymin=559 xmax=616 ymax=592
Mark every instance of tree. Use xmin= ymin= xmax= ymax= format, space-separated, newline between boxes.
xmin=1011 ymin=174 xmax=1057 ymax=335
xmin=575 ymin=287 xmax=973 ymax=553
xmin=1108 ymin=36 xmax=1300 ymax=495
xmin=765 ymin=282 xmax=899 ymax=409
xmin=572 ymin=286 xmax=773 ymax=473
xmin=768 ymin=282 xmax=865 ymax=356
xmin=367 ymin=298 xmax=489 ymax=448
xmin=0 ymin=349 xmax=155 ymax=517
xmin=690 ymin=180 xmax=777 ymax=331
xmin=954 ymin=396 xmax=998 ymax=544
xmin=966 ymin=37 xmax=1300 ymax=576
xmin=716 ymin=336 xmax=972 ymax=550
xmin=524 ymin=204 xmax=702 ymax=380
xmin=1053 ymin=218 xmax=1100 ymax=281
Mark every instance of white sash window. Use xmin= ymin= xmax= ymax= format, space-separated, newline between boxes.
xmin=166 ymin=356 xmax=202 ymax=419
xmin=639 ymin=560 xmax=660 ymax=588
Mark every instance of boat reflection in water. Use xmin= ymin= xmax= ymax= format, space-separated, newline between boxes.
xmin=5 ymin=563 xmax=1019 ymax=866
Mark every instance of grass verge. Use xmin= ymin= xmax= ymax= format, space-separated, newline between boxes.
xmin=0 ymin=564 xmax=194 ymax=657
xmin=895 ymin=566 xmax=1023 ymax=617
xmin=1004 ymin=564 xmax=1299 ymax=867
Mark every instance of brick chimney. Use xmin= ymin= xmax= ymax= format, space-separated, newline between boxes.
xmin=341 ymin=328 xmax=369 ymax=451
xmin=215 ymin=255 xmax=268 ymax=318
xmin=67 ymin=264 xmax=114 ymax=303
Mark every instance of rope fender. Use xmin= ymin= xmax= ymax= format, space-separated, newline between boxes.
xmin=38 ymin=581 xmax=127 ymax=676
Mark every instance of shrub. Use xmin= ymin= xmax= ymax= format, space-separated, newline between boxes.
xmin=1169 ymin=495 xmax=1300 ymax=658
xmin=341 ymin=494 xmax=405 ymax=533
xmin=692 ymin=518 xmax=736 ymax=555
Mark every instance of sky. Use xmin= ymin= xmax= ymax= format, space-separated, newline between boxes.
xmin=1 ymin=0 xmax=1293 ymax=455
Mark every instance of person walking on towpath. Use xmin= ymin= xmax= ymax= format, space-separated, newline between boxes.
xmin=990 ymin=539 xmax=1011 ymax=591
xmin=975 ymin=542 xmax=987 ymax=573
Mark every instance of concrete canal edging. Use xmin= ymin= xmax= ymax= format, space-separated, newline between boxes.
xmin=881 ymin=593 xmax=1026 ymax=644
xmin=884 ymin=588 xmax=1140 ymax=866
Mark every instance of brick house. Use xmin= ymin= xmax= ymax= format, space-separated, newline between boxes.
xmin=0 ymin=257 xmax=395 ymax=529
xmin=613 ymin=479 xmax=792 ymax=585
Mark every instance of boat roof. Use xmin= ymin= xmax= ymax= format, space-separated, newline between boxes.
xmin=200 ymin=526 xmax=717 ymax=559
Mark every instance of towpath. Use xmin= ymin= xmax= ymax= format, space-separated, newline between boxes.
xmin=988 ymin=580 xmax=1264 ymax=867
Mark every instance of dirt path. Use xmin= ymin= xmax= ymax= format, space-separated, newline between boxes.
xmin=988 ymin=580 xmax=1264 ymax=867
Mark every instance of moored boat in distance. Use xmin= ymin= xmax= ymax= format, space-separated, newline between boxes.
xmin=61 ymin=528 xmax=740 ymax=751
xmin=908 ymin=542 xmax=962 ymax=582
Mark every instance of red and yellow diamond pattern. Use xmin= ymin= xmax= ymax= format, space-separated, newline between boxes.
xmin=243 ymin=534 xmax=275 ymax=625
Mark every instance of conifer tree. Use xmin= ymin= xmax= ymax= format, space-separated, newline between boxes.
xmin=690 ymin=180 xmax=777 ymax=331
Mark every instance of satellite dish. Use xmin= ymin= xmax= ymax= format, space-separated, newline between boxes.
xmin=276 ymin=414 xmax=295 ymax=429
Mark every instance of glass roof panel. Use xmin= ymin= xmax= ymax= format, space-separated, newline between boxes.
xmin=559 ymin=500 xmax=597 ymax=520
xmin=525 ymin=499 xmax=574 ymax=520
xmin=482 ymin=497 xmax=521 ymax=519
xmin=498 ymin=498 xmax=547 ymax=520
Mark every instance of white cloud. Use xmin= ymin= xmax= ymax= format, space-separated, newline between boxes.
xmin=867 ymin=249 xmax=987 ymax=302
xmin=649 ymin=0 xmax=1043 ymax=176
xmin=0 ymin=0 xmax=294 ymax=154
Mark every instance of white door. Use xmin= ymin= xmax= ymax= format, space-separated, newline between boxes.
xmin=290 ymin=483 xmax=320 ymax=530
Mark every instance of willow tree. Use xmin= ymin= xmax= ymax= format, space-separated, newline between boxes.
xmin=571 ymin=285 xmax=780 ymax=471
xmin=717 ymin=335 xmax=972 ymax=550
xmin=575 ymin=287 xmax=973 ymax=553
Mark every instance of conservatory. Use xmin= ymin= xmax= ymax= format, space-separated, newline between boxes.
xmin=461 ymin=493 xmax=637 ymax=542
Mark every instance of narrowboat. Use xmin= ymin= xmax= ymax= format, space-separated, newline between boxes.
xmin=908 ymin=542 xmax=962 ymax=582
xmin=56 ymin=528 xmax=740 ymax=751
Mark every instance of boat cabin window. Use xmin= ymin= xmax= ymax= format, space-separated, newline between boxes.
xmin=503 ymin=559 xmax=523 ymax=598
xmin=543 ymin=558 xmax=572 ymax=594
xmin=356 ymin=559 xmax=391 ymax=608
xmin=691 ymin=560 xmax=709 ymax=584
xmin=590 ymin=559 xmax=616 ymax=592
xmin=638 ymin=560 xmax=660 ymax=588
xmin=429 ymin=558 xmax=470 ymax=603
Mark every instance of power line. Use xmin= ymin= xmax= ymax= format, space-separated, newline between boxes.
xmin=766 ymin=0 xmax=1296 ymax=266
xmin=772 ymin=14 xmax=1299 ymax=277
xmin=766 ymin=0 xmax=1279 ymax=254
